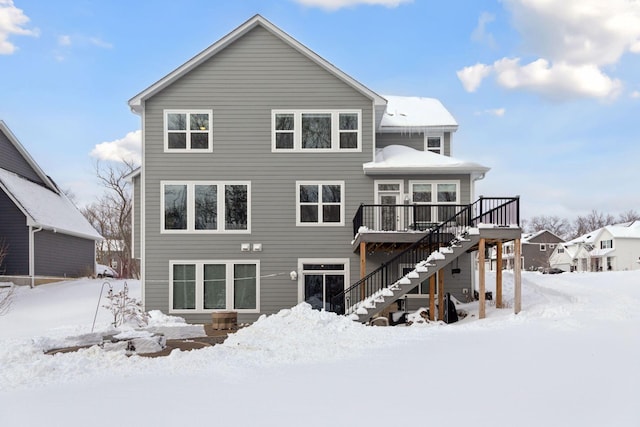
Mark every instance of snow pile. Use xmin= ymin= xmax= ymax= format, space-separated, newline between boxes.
xmin=363 ymin=145 xmax=489 ymax=174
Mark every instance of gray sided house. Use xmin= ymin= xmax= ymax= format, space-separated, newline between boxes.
xmin=499 ymin=230 xmax=565 ymax=271
xmin=129 ymin=15 xmax=521 ymax=324
xmin=0 ymin=121 xmax=102 ymax=286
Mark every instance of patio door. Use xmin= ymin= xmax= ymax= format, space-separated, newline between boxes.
xmin=301 ymin=262 xmax=347 ymax=313
xmin=376 ymin=181 xmax=403 ymax=231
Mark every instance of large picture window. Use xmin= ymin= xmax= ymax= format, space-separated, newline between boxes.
xmin=162 ymin=181 xmax=250 ymax=233
xmin=170 ymin=261 xmax=259 ymax=313
xmin=272 ymin=110 xmax=361 ymax=152
xmin=164 ymin=110 xmax=213 ymax=152
xmin=296 ymin=181 xmax=344 ymax=226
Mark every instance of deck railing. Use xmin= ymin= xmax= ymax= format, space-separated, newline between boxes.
xmin=333 ymin=196 xmax=520 ymax=315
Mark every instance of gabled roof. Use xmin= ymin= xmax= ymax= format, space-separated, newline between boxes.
xmin=0 ymin=121 xmax=58 ymax=192
xmin=0 ymin=168 xmax=102 ymax=240
xmin=128 ymin=14 xmax=386 ymax=113
xmin=363 ymin=144 xmax=489 ymax=177
xmin=379 ymin=95 xmax=458 ymax=132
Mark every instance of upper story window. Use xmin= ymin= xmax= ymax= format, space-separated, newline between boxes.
xmin=272 ymin=110 xmax=361 ymax=152
xmin=296 ymin=181 xmax=345 ymax=226
xmin=409 ymin=180 xmax=460 ymax=224
xmin=540 ymin=244 xmax=547 ymax=251
xmin=164 ymin=110 xmax=213 ymax=152
xmin=162 ymin=181 xmax=250 ymax=233
xmin=425 ymin=133 xmax=443 ymax=154
xmin=601 ymin=239 xmax=613 ymax=249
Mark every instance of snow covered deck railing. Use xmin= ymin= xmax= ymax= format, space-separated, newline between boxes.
xmin=335 ymin=196 xmax=520 ymax=320
xmin=352 ymin=203 xmax=470 ymax=236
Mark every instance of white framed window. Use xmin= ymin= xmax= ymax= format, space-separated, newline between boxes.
xmin=408 ymin=180 xmax=460 ymax=224
xmin=600 ymin=240 xmax=613 ymax=249
xmin=162 ymin=181 xmax=250 ymax=233
xmin=298 ymin=258 xmax=349 ymax=313
xmin=296 ymin=181 xmax=345 ymax=226
xmin=425 ymin=133 xmax=443 ymax=154
xmin=540 ymin=244 xmax=547 ymax=251
xmin=164 ymin=110 xmax=213 ymax=152
xmin=170 ymin=260 xmax=260 ymax=313
xmin=272 ymin=110 xmax=361 ymax=152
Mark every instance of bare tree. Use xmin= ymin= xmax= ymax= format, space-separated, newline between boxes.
xmin=525 ymin=215 xmax=571 ymax=239
xmin=83 ymin=160 xmax=138 ymax=278
xmin=618 ymin=209 xmax=640 ymax=223
xmin=571 ymin=210 xmax=616 ymax=239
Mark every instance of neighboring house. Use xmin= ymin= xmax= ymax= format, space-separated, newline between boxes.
xmin=550 ymin=221 xmax=640 ymax=272
xmin=128 ymin=15 xmax=520 ymax=324
xmin=0 ymin=121 xmax=103 ymax=286
xmin=498 ymin=230 xmax=565 ymax=271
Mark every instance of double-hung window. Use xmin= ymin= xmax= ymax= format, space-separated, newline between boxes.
xmin=164 ymin=110 xmax=213 ymax=152
xmin=409 ymin=181 xmax=460 ymax=225
xmin=272 ymin=110 xmax=361 ymax=151
xmin=162 ymin=181 xmax=250 ymax=233
xmin=170 ymin=260 xmax=259 ymax=313
xmin=296 ymin=181 xmax=344 ymax=226
xmin=425 ymin=133 xmax=443 ymax=154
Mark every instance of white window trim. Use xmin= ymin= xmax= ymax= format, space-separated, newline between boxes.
xmin=164 ymin=109 xmax=213 ymax=153
xmin=161 ymin=181 xmax=251 ymax=234
xmin=374 ymin=180 xmax=404 ymax=204
xmin=169 ymin=260 xmax=260 ymax=314
xmin=424 ymin=132 xmax=444 ymax=154
xmin=540 ymin=244 xmax=546 ymax=251
xmin=296 ymin=181 xmax=345 ymax=226
xmin=297 ymin=258 xmax=350 ymax=304
xmin=408 ymin=180 xmax=460 ymax=205
xmin=271 ymin=109 xmax=362 ymax=152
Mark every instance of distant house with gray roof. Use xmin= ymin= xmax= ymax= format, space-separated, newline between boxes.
xmin=0 ymin=121 xmax=102 ymax=286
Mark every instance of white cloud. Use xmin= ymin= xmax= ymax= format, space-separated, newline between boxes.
xmin=89 ymin=37 xmax=113 ymax=49
xmin=471 ymin=11 xmax=496 ymax=48
xmin=632 ymin=91 xmax=640 ymax=99
xmin=456 ymin=63 xmax=492 ymax=92
xmin=0 ymin=0 xmax=38 ymax=54
xmin=493 ymin=58 xmax=622 ymax=100
xmin=502 ymin=0 xmax=640 ymax=66
xmin=58 ymin=35 xmax=71 ymax=46
xmin=293 ymin=0 xmax=411 ymax=10
xmin=90 ymin=130 xmax=141 ymax=164
xmin=474 ymin=108 xmax=505 ymax=117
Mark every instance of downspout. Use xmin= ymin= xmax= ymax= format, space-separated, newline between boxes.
xmin=29 ymin=226 xmax=42 ymax=288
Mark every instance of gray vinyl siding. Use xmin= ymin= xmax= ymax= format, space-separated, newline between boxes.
xmin=141 ymin=25 xmax=376 ymax=323
xmin=132 ymin=174 xmax=140 ymax=258
xmin=522 ymin=232 xmax=565 ymax=271
xmin=377 ymin=131 xmax=452 ymax=155
xmin=0 ymin=130 xmax=45 ymax=184
xmin=0 ymin=189 xmax=29 ymax=275
xmin=34 ymin=231 xmax=95 ymax=277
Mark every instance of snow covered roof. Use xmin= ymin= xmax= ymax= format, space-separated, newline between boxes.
xmin=129 ymin=15 xmax=386 ymax=113
xmin=379 ymin=95 xmax=458 ymax=132
xmin=568 ymin=221 xmax=640 ymax=245
xmin=363 ymin=145 xmax=489 ymax=177
xmin=0 ymin=168 xmax=102 ymax=241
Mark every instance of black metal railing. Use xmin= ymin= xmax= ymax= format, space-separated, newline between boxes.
xmin=353 ymin=204 xmax=470 ymax=236
xmin=333 ymin=196 xmax=519 ymax=316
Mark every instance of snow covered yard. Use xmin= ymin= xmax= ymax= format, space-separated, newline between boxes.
xmin=1 ymin=271 xmax=639 ymax=427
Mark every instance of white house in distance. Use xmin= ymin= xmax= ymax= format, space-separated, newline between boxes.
xmin=549 ymin=221 xmax=640 ymax=272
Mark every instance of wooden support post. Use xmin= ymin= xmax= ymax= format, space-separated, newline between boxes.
xmin=496 ymin=241 xmax=503 ymax=308
xmin=437 ymin=269 xmax=444 ymax=321
xmin=514 ymin=238 xmax=522 ymax=314
xmin=359 ymin=242 xmax=366 ymax=299
xmin=429 ymin=275 xmax=436 ymax=321
xmin=478 ymin=238 xmax=486 ymax=319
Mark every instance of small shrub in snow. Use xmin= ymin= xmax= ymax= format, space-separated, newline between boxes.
xmin=102 ymin=282 xmax=148 ymax=328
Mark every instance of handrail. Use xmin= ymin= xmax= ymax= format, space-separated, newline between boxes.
xmin=332 ymin=196 xmax=519 ymax=316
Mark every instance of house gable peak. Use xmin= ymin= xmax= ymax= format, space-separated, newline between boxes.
xmin=128 ymin=14 xmax=386 ymax=113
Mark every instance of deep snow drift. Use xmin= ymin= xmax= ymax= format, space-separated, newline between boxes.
xmin=0 ymin=271 xmax=639 ymax=427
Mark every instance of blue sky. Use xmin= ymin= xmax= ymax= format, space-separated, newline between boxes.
xmin=1 ymin=0 xmax=639 ymax=220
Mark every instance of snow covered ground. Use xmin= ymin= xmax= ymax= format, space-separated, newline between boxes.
xmin=1 ymin=271 xmax=639 ymax=426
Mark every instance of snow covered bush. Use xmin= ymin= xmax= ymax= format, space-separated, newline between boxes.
xmin=102 ymin=281 xmax=148 ymax=327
